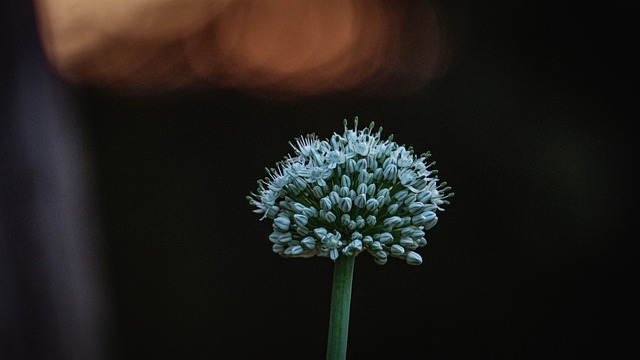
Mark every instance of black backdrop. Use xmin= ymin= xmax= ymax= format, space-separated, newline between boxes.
xmin=11 ymin=1 xmax=635 ymax=359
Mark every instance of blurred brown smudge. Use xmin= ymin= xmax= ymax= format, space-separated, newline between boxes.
xmin=35 ymin=0 xmax=467 ymax=99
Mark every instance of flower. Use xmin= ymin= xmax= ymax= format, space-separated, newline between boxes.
xmin=248 ymin=117 xmax=452 ymax=265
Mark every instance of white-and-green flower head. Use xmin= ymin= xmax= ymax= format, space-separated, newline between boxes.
xmin=248 ymin=117 xmax=452 ymax=265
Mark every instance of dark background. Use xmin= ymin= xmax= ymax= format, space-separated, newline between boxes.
xmin=4 ymin=1 xmax=635 ymax=359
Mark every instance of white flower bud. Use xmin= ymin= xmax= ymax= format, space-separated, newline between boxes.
xmin=365 ymin=198 xmax=379 ymax=212
xmin=272 ymin=244 xmax=285 ymax=254
xmin=294 ymin=214 xmax=309 ymax=227
xmin=338 ymin=197 xmax=352 ymax=213
xmin=320 ymin=197 xmax=332 ymax=211
xmin=379 ymin=232 xmax=394 ymax=244
xmin=383 ymin=216 xmax=403 ymax=228
xmin=383 ymin=164 xmax=397 ymax=180
xmin=273 ymin=216 xmax=290 ymax=232
xmin=405 ymin=251 xmax=423 ymax=265
xmin=390 ymin=244 xmax=405 ymax=256
xmin=341 ymin=174 xmax=351 ymax=189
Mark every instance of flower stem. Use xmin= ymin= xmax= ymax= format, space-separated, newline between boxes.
xmin=326 ymin=255 xmax=356 ymax=360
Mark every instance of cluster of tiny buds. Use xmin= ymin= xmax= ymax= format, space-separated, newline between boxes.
xmin=249 ymin=117 xmax=452 ymax=265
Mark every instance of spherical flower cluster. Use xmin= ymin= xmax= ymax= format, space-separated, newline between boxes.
xmin=248 ymin=118 xmax=452 ymax=265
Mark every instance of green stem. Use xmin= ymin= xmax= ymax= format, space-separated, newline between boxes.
xmin=326 ymin=254 xmax=356 ymax=360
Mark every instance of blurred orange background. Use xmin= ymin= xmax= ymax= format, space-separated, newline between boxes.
xmin=35 ymin=0 xmax=466 ymax=98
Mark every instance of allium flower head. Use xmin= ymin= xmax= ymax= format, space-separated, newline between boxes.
xmin=248 ymin=118 xmax=452 ymax=265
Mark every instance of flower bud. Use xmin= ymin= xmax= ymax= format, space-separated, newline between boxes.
xmin=377 ymin=188 xmax=390 ymax=201
xmin=292 ymin=176 xmax=307 ymax=191
xmin=366 ymin=215 xmax=377 ymax=227
xmin=383 ymin=164 xmax=398 ymax=180
xmin=286 ymin=183 xmax=301 ymax=195
xmin=324 ymin=211 xmax=337 ymax=222
xmin=390 ymin=244 xmax=405 ymax=256
xmin=374 ymin=257 xmax=388 ymax=265
xmin=372 ymin=167 xmax=383 ymax=181
xmin=367 ymin=153 xmax=377 ymax=170
xmin=423 ymin=211 xmax=436 ymax=222
xmin=422 ymin=204 xmax=437 ymax=213
xmin=412 ymin=178 xmax=428 ymax=191
xmin=349 ymin=190 xmax=357 ymax=200
xmin=349 ymin=240 xmax=363 ymax=251
xmin=365 ymin=198 xmax=379 ymax=212
xmin=274 ymin=216 xmax=291 ymax=232
xmin=383 ymin=216 xmax=403 ymax=228
xmin=375 ymin=250 xmax=388 ymax=259
xmin=329 ymin=191 xmax=340 ymax=206
xmin=405 ymin=251 xmax=423 ymax=265
xmin=403 ymin=194 xmax=417 ymax=205
xmin=320 ymin=197 xmax=332 ymax=211
xmin=272 ymin=244 xmax=285 ymax=254
xmin=424 ymin=215 xmax=438 ymax=230
xmin=346 ymin=159 xmax=357 ymax=173
xmin=266 ymin=205 xmax=280 ymax=219
xmin=341 ymin=174 xmax=351 ymax=189
xmin=296 ymin=226 xmax=309 ymax=236
xmin=292 ymin=202 xmax=306 ymax=213
xmin=294 ymin=214 xmax=309 ymax=227
xmin=269 ymin=232 xmax=292 ymax=245
xmin=269 ymin=231 xmax=283 ymax=244
xmin=312 ymin=185 xmax=325 ymax=199
xmin=347 ymin=220 xmax=357 ymax=231
xmin=379 ymin=232 xmax=394 ymax=244
xmin=342 ymin=248 xmax=354 ymax=256
xmin=394 ymin=189 xmax=408 ymax=201
xmin=314 ymin=227 xmax=328 ymax=239
xmin=400 ymin=227 xmax=414 ymax=237
xmin=339 ymin=197 xmax=353 ymax=213
xmin=417 ymin=190 xmax=432 ymax=203
xmin=400 ymin=238 xmax=417 ymax=250
xmin=301 ymin=236 xmax=316 ymax=249
xmin=411 ymin=214 xmax=427 ymax=226
xmin=302 ymin=207 xmax=318 ymax=218
xmin=289 ymin=245 xmax=304 ymax=255
xmin=408 ymin=202 xmax=424 ymax=215
xmin=357 ymin=170 xmax=369 ymax=185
